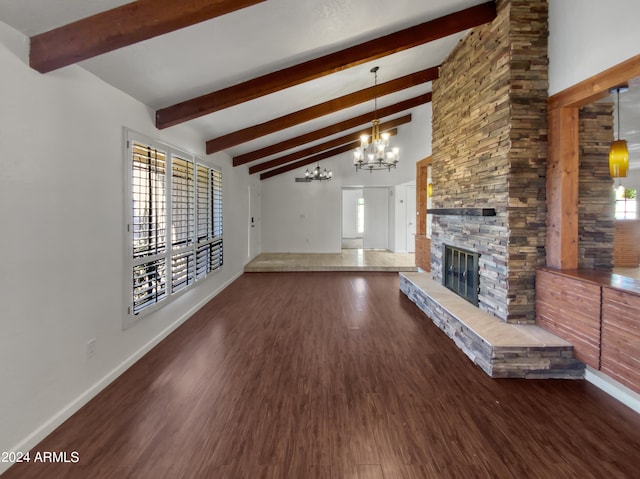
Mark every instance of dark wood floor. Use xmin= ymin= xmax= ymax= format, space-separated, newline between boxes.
xmin=5 ymin=272 xmax=640 ymax=479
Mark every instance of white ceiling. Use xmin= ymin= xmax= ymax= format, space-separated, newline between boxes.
xmin=605 ymin=77 xmax=640 ymax=170
xmin=0 ymin=0 xmax=487 ymax=164
xmin=2 ymin=1 xmax=638 ymax=171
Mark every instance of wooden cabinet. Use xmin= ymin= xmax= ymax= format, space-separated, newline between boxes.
xmin=601 ymin=288 xmax=640 ymax=393
xmin=614 ymin=220 xmax=640 ymax=267
xmin=536 ymin=269 xmax=601 ymax=368
xmin=536 ymin=268 xmax=640 ymax=394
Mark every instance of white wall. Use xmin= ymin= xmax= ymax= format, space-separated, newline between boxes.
xmin=0 ymin=21 xmax=253 ymax=471
xmin=261 ymin=177 xmax=342 ymax=253
xmin=261 ymin=103 xmax=432 ymax=253
xmin=548 ymin=0 xmax=640 ymax=95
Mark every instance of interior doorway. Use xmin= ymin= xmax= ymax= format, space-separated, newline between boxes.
xmin=341 ymin=188 xmax=364 ymax=249
xmin=342 ymin=187 xmax=389 ymax=250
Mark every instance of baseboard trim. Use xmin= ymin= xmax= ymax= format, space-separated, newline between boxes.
xmin=1 ymin=270 xmax=243 ymax=475
xmin=585 ymin=367 xmax=640 ymax=415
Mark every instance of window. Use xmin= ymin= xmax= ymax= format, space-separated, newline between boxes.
xmin=127 ymin=132 xmax=222 ymax=322
xmin=615 ymin=187 xmax=637 ymax=220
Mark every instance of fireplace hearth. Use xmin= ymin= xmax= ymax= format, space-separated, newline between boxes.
xmin=443 ymin=244 xmax=479 ymax=306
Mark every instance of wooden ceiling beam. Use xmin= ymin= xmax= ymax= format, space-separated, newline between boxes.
xmin=206 ymin=67 xmax=437 ymax=154
xmin=233 ymin=94 xmax=430 ymax=166
xmin=249 ymin=122 xmax=404 ymax=174
xmin=30 ymin=0 xmax=267 ymax=73
xmin=260 ymin=143 xmax=359 ymax=181
xmin=156 ymin=1 xmax=496 ymax=129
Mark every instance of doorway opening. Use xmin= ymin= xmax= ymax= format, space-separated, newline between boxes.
xmin=341 ymin=187 xmax=390 ymax=250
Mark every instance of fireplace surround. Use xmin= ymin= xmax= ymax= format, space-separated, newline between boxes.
xmin=443 ymin=244 xmax=479 ymax=306
xmin=429 ymin=0 xmax=549 ymax=323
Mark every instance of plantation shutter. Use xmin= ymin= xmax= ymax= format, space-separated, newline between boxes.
xmin=131 ymin=142 xmax=168 ymax=314
xmin=196 ymin=166 xmax=223 ymax=278
xmin=171 ymin=156 xmax=195 ymax=293
xmin=127 ymin=132 xmax=223 ymax=320
xmin=211 ymin=168 xmax=223 ymax=271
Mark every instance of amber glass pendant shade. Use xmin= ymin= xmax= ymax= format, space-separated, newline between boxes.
xmin=609 ymin=139 xmax=629 ymax=178
xmin=609 ymin=85 xmax=629 ymax=179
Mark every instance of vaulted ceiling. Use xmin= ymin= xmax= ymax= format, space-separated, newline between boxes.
xmin=0 ymin=0 xmax=497 ymax=179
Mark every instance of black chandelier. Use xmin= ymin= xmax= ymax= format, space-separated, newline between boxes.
xmin=298 ymin=163 xmax=332 ymax=182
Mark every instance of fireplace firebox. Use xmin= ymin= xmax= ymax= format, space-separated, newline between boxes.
xmin=443 ymin=244 xmax=479 ymax=306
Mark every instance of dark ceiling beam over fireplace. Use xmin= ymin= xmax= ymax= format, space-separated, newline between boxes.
xmin=155 ymin=1 xmax=497 ymax=129
xmin=29 ymin=0 xmax=267 ymax=73
xmin=206 ymin=68 xmax=437 ymax=154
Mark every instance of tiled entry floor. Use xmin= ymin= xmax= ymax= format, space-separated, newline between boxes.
xmin=245 ymin=249 xmax=418 ymax=272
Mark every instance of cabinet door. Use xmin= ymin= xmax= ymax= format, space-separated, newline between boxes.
xmin=601 ymin=287 xmax=640 ymax=395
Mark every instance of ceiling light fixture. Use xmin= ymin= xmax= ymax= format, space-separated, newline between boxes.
xmin=609 ymin=85 xmax=629 ymax=179
xmin=353 ymin=66 xmax=399 ymax=172
xmin=297 ymin=163 xmax=332 ymax=182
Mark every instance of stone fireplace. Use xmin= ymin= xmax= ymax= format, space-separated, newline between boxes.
xmin=429 ymin=0 xmax=548 ymax=324
xmin=400 ymin=0 xmax=585 ymax=379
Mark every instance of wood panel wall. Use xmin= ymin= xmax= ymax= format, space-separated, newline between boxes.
xmin=613 ymin=220 xmax=640 ymax=267
xmin=536 ymin=269 xmax=601 ymax=368
xmin=415 ymin=156 xmax=431 ymax=271
xmin=416 ymin=157 xmax=430 ymax=237
xmin=601 ymin=288 xmax=640 ymax=392
xmin=415 ymin=235 xmax=431 ymax=272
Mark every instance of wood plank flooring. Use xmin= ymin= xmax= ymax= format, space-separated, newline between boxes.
xmin=4 ymin=272 xmax=640 ymax=479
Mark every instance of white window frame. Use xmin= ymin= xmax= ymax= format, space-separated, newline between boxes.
xmin=124 ymin=129 xmax=222 ymax=328
xmin=615 ymin=186 xmax=637 ymax=220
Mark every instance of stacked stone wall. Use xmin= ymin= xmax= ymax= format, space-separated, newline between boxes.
xmin=578 ymin=103 xmax=615 ymax=270
xmin=431 ymin=0 xmax=548 ymax=323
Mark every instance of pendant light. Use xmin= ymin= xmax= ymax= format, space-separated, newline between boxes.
xmin=297 ymin=163 xmax=332 ymax=182
xmin=609 ymin=85 xmax=629 ymax=178
xmin=353 ymin=66 xmax=399 ymax=172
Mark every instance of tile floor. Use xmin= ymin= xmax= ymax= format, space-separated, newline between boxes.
xmin=244 ymin=249 xmax=418 ymax=272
